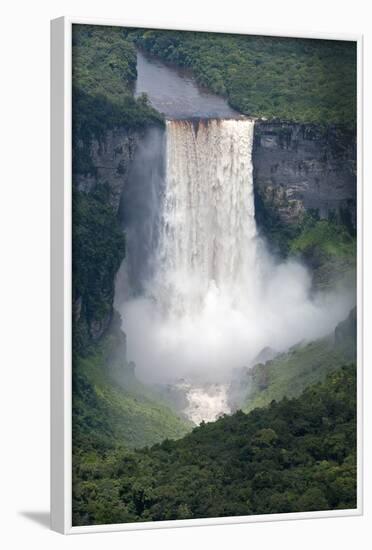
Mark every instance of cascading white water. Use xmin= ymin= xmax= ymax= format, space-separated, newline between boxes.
xmin=154 ymin=119 xmax=258 ymax=317
xmin=145 ymin=119 xmax=256 ymax=423
xmin=121 ymin=117 xmax=354 ymax=423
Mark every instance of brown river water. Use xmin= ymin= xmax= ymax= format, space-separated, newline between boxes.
xmin=135 ymin=50 xmax=240 ymax=119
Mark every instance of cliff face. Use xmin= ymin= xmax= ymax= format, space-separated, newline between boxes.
xmin=74 ymin=128 xmax=141 ymax=214
xmin=75 ymin=120 xmax=357 ymax=227
xmin=72 ymin=128 xmax=143 ymax=347
xmin=253 ymin=122 xmax=356 ymax=227
xmin=73 ymin=120 xmax=357 ymax=348
xmin=73 ymin=124 xmax=166 ymax=348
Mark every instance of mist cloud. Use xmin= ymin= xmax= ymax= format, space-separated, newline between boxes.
xmin=118 ymin=242 xmax=354 ymax=384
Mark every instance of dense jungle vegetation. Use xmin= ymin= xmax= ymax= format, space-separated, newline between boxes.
xmin=242 ymin=330 xmax=355 ymax=413
xmin=72 ymin=321 xmax=190 ymax=454
xmin=72 ymin=186 xmax=125 ymax=354
xmin=290 ymin=215 xmax=356 ymax=289
xmin=72 ymin=25 xmax=163 ymax=151
xmin=254 ymin=202 xmax=356 ymax=289
xmin=131 ymin=29 xmax=356 ymax=127
xmin=71 ymin=25 xmax=357 ymax=527
xmin=73 ymin=365 xmax=356 ymax=525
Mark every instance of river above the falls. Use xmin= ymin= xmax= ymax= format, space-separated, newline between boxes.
xmin=135 ymin=49 xmax=239 ymax=119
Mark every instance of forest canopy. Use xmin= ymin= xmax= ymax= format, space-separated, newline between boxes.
xmin=72 ymin=24 xmax=163 ymax=163
xmin=73 ymin=365 xmax=356 ymax=525
xmin=131 ymin=30 xmax=357 ymax=127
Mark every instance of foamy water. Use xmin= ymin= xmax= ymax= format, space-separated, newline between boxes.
xmin=176 ymin=382 xmax=231 ymax=425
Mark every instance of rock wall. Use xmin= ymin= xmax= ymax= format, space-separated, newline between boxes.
xmin=73 ymin=120 xmax=357 ymax=347
xmin=75 ymin=121 xmax=357 ymax=227
xmin=253 ymin=122 xmax=357 ymax=227
xmin=72 ymin=127 xmax=144 ymax=346
xmin=73 ymin=128 xmax=142 ymax=214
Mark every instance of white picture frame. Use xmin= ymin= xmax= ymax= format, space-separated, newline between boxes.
xmin=51 ymin=16 xmax=364 ymax=534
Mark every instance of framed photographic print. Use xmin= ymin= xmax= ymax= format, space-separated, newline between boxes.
xmin=51 ymin=17 xmax=363 ymax=534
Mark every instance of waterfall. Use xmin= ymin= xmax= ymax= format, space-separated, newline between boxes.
xmin=120 ymin=116 xmax=353 ymax=421
xmin=153 ymin=119 xmax=257 ymax=318
xmin=135 ymin=118 xmax=259 ymax=421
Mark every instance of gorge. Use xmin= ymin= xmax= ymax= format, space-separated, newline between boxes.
xmin=70 ymin=47 xmax=358 ymax=425
xmin=73 ymin=46 xmax=356 ymax=352
xmin=71 ymin=26 xmax=358 ymax=525
xmin=105 ymin=54 xmax=354 ymax=422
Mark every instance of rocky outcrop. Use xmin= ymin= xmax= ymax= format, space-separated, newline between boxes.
xmin=253 ymin=122 xmax=356 ymax=227
xmin=73 ymin=124 xmax=164 ymax=347
xmin=74 ymin=120 xmax=357 ymax=228
xmin=72 ymin=127 xmax=145 ymax=349
xmin=73 ymin=128 xmax=141 ymax=213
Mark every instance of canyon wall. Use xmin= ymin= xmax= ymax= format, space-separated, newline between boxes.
xmin=253 ymin=121 xmax=356 ymax=228
xmin=72 ymin=128 xmax=143 ymax=347
xmin=73 ymin=120 xmax=357 ymax=347
xmin=73 ymin=128 xmax=141 ymax=214
xmin=75 ymin=121 xmax=357 ymax=231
